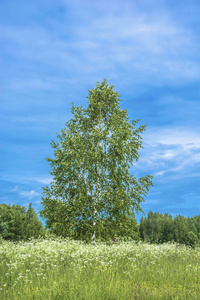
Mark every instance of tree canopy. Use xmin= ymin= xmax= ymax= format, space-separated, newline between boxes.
xmin=0 ymin=203 xmax=45 ymax=241
xmin=139 ymin=211 xmax=200 ymax=247
xmin=40 ymin=79 xmax=153 ymax=242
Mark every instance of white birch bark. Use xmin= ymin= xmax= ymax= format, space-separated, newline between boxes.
xmin=92 ymin=108 xmax=102 ymax=245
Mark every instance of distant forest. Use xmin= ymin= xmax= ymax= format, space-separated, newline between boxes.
xmin=139 ymin=211 xmax=200 ymax=248
xmin=0 ymin=204 xmax=199 ymax=248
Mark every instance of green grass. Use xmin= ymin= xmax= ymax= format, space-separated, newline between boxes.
xmin=0 ymin=237 xmax=199 ymax=299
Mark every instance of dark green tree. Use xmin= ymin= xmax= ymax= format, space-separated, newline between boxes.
xmin=186 ymin=231 xmax=198 ymax=248
xmin=140 ymin=211 xmax=162 ymax=243
xmin=40 ymin=80 xmax=153 ymax=243
xmin=173 ymin=215 xmax=189 ymax=244
xmin=0 ymin=203 xmax=45 ymax=241
xmin=0 ymin=215 xmax=9 ymax=239
xmin=140 ymin=212 xmax=200 ymax=246
xmin=0 ymin=204 xmax=26 ymax=241
xmin=24 ymin=203 xmax=46 ymax=240
xmin=139 ymin=212 xmax=174 ymax=243
xmin=160 ymin=213 xmax=174 ymax=243
xmin=192 ymin=215 xmax=200 ymax=240
xmin=139 ymin=216 xmax=145 ymax=240
xmin=187 ymin=217 xmax=198 ymax=236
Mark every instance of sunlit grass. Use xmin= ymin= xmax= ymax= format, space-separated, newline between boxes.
xmin=0 ymin=237 xmax=199 ymax=299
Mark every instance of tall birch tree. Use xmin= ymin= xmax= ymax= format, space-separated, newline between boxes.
xmin=40 ymin=80 xmax=153 ymax=242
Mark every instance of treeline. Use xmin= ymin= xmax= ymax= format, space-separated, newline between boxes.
xmin=1 ymin=204 xmax=199 ymax=247
xmin=140 ymin=211 xmax=200 ymax=247
xmin=0 ymin=203 xmax=46 ymax=241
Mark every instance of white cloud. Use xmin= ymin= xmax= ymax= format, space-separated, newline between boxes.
xmin=20 ymin=190 xmax=40 ymax=198
xmin=134 ymin=127 xmax=200 ymax=180
xmin=144 ymin=199 xmax=160 ymax=205
xmin=145 ymin=127 xmax=200 ymax=147
xmin=1 ymin=0 xmax=199 ymax=88
xmin=11 ymin=186 xmax=40 ymax=199
xmin=155 ymin=171 xmax=164 ymax=176
xmin=30 ymin=177 xmax=52 ymax=185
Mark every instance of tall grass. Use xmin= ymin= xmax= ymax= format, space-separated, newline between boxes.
xmin=0 ymin=237 xmax=199 ymax=299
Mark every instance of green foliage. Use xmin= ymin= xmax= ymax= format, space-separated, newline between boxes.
xmin=139 ymin=211 xmax=200 ymax=247
xmin=93 ymin=214 xmax=140 ymax=242
xmin=173 ymin=215 xmax=189 ymax=244
xmin=0 ymin=203 xmax=45 ymax=241
xmin=40 ymin=79 xmax=153 ymax=242
xmin=0 ymin=215 xmax=9 ymax=240
xmin=24 ymin=203 xmax=46 ymax=240
xmin=160 ymin=213 xmax=174 ymax=243
xmin=0 ymin=204 xmax=26 ymax=241
xmin=139 ymin=212 xmax=172 ymax=243
xmin=186 ymin=231 xmax=198 ymax=248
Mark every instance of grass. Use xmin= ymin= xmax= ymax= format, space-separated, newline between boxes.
xmin=0 ymin=237 xmax=199 ymax=299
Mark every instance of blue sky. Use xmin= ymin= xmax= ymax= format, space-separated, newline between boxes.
xmin=0 ymin=0 xmax=200 ymax=222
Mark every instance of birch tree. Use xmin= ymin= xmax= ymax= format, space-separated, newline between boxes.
xmin=40 ymin=80 xmax=153 ymax=242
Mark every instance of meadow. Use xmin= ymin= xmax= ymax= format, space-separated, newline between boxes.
xmin=0 ymin=237 xmax=199 ymax=299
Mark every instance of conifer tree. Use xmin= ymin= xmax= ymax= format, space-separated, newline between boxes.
xmin=24 ymin=203 xmax=45 ymax=240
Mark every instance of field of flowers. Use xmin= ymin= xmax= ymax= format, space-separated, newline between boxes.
xmin=0 ymin=237 xmax=199 ymax=299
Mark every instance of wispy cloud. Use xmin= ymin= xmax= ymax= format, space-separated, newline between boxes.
xmin=30 ymin=177 xmax=52 ymax=185
xmin=133 ymin=127 xmax=200 ymax=181
xmin=1 ymin=0 xmax=199 ymax=92
xmin=145 ymin=127 xmax=200 ymax=146
xmin=12 ymin=186 xmax=40 ymax=199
